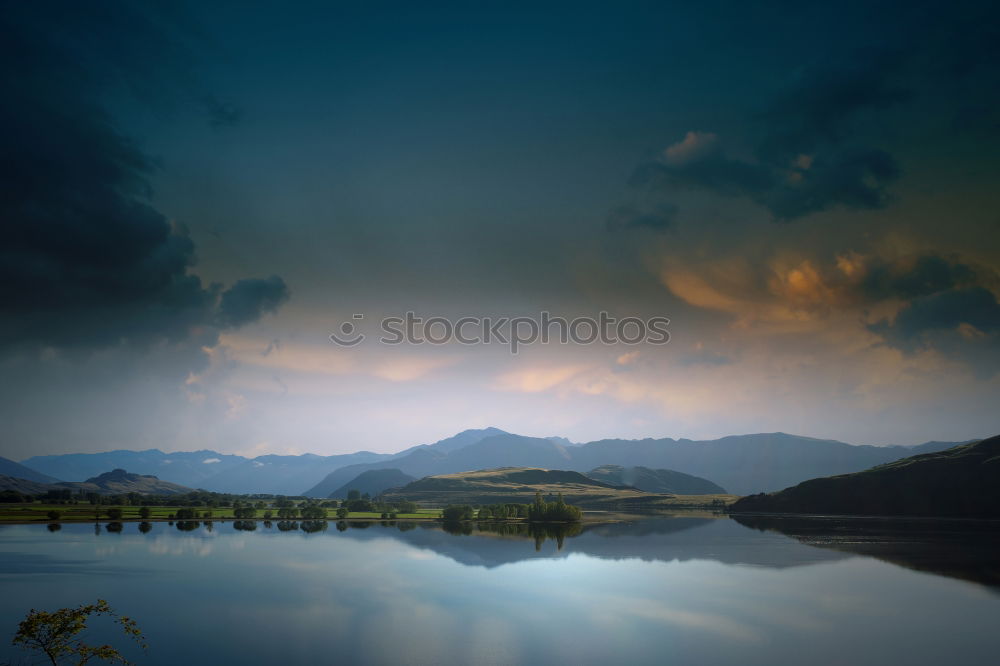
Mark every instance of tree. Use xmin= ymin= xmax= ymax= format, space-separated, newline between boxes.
xmin=397 ymin=500 xmax=418 ymax=514
xmin=138 ymin=507 xmax=151 ymax=520
xmin=442 ymin=505 xmax=474 ymax=521
xmin=347 ymin=489 xmax=361 ymax=501
xmin=12 ymin=599 xmax=146 ymax=665
xmin=47 ymin=510 xmax=62 ymax=521
xmin=336 ymin=507 xmax=349 ymax=519
xmin=526 ymin=492 xmax=581 ymax=522
xmin=300 ymin=506 xmax=325 ymax=519
xmin=106 ymin=508 xmax=123 ymax=520
xmin=344 ymin=498 xmax=373 ymax=512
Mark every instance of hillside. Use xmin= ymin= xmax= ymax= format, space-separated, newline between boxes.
xmin=0 ymin=456 xmax=60 ymax=484
xmin=65 ymin=469 xmax=196 ymax=495
xmin=0 ymin=475 xmax=57 ymax=495
xmin=382 ymin=467 xmax=681 ymax=508
xmin=730 ymin=436 xmax=1000 ymax=518
xmin=587 ymin=465 xmax=727 ymax=494
xmin=329 ymin=468 xmax=415 ymax=498
xmin=0 ymin=468 xmax=196 ymax=496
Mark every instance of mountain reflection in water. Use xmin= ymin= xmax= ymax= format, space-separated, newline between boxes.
xmin=19 ymin=513 xmax=1000 ymax=590
xmin=731 ymin=514 xmax=1000 ymax=590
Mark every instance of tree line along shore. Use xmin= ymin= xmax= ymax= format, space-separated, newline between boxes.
xmin=0 ymin=488 xmax=589 ymax=525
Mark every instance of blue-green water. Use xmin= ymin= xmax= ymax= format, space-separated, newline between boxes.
xmin=1 ymin=516 xmax=998 ymax=665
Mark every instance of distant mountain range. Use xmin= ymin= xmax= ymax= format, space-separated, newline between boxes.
xmin=21 ymin=449 xmax=392 ymax=495
xmin=303 ymin=430 xmax=964 ymax=497
xmin=13 ymin=428 xmax=969 ymax=496
xmin=0 ymin=468 xmax=195 ymax=496
xmin=730 ymin=436 xmax=1000 ymax=517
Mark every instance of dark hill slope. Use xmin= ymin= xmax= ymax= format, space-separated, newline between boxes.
xmin=0 ymin=475 xmax=57 ymax=495
xmin=0 ymin=456 xmax=60 ymax=483
xmin=730 ymin=436 xmax=1000 ymax=518
xmin=329 ymin=469 xmax=415 ymax=498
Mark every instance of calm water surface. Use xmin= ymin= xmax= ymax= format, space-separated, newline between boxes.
xmin=1 ymin=516 xmax=998 ymax=665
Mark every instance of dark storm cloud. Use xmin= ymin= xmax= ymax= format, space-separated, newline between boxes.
xmin=847 ymin=254 xmax=1000 ymax=374
xmin=879 ymin=288 xmax=1000 ymax=341
xmin=869 ymin=287 xmax=1000 ymax=376
xmin=605 ymin=204 xmax=678 ymax=232
xmin=217 ymin=277 xmax=290 ymax=328
xmin=0 ymin=2 xmax=287 ymax=354
xmin=628 ymin=54 xmax=908 ymax=221
xmin=204 ymin=95 xmax=243 ymax=129
xmin=859 ymin=254 xmax=978 ymax=301
xmin=754 ymin=54 xmax=910 ymax=161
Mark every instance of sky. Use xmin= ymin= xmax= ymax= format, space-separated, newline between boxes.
xmin=2 ymin=0 xmax=1000 ymax=459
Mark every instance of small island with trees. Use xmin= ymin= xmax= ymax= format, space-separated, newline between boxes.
xmin=441 ymin=492 xmax=582 ymax=523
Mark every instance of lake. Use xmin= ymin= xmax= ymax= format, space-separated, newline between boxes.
xmin=1 ymin=515 xmax=998 ymax=665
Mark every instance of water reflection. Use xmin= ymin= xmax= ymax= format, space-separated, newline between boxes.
xmin=3 ymin=516 xmax=999 ymax=665
xmin=732 ymin=514 xmax=1000 ymax=589
xmin=21 ymin=514 xmax=1000 ymax=589
xmin=441 ymin=521 xmax=583 ymax=551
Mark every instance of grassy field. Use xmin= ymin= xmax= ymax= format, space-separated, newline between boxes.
xmin=0 ymin=503 xmax=443 ymax=523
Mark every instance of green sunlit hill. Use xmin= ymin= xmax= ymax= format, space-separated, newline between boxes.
xmin=586 ymin=465 xmax=727 ymax=494
xmin=730 ymin=436 xmax=1000 ymax=518
xmin=381 ymin=467 xmax=734 ymax=508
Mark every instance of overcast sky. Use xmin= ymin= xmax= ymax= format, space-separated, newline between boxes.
xmin=3 ymin=0 xmax=999 ymax=459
